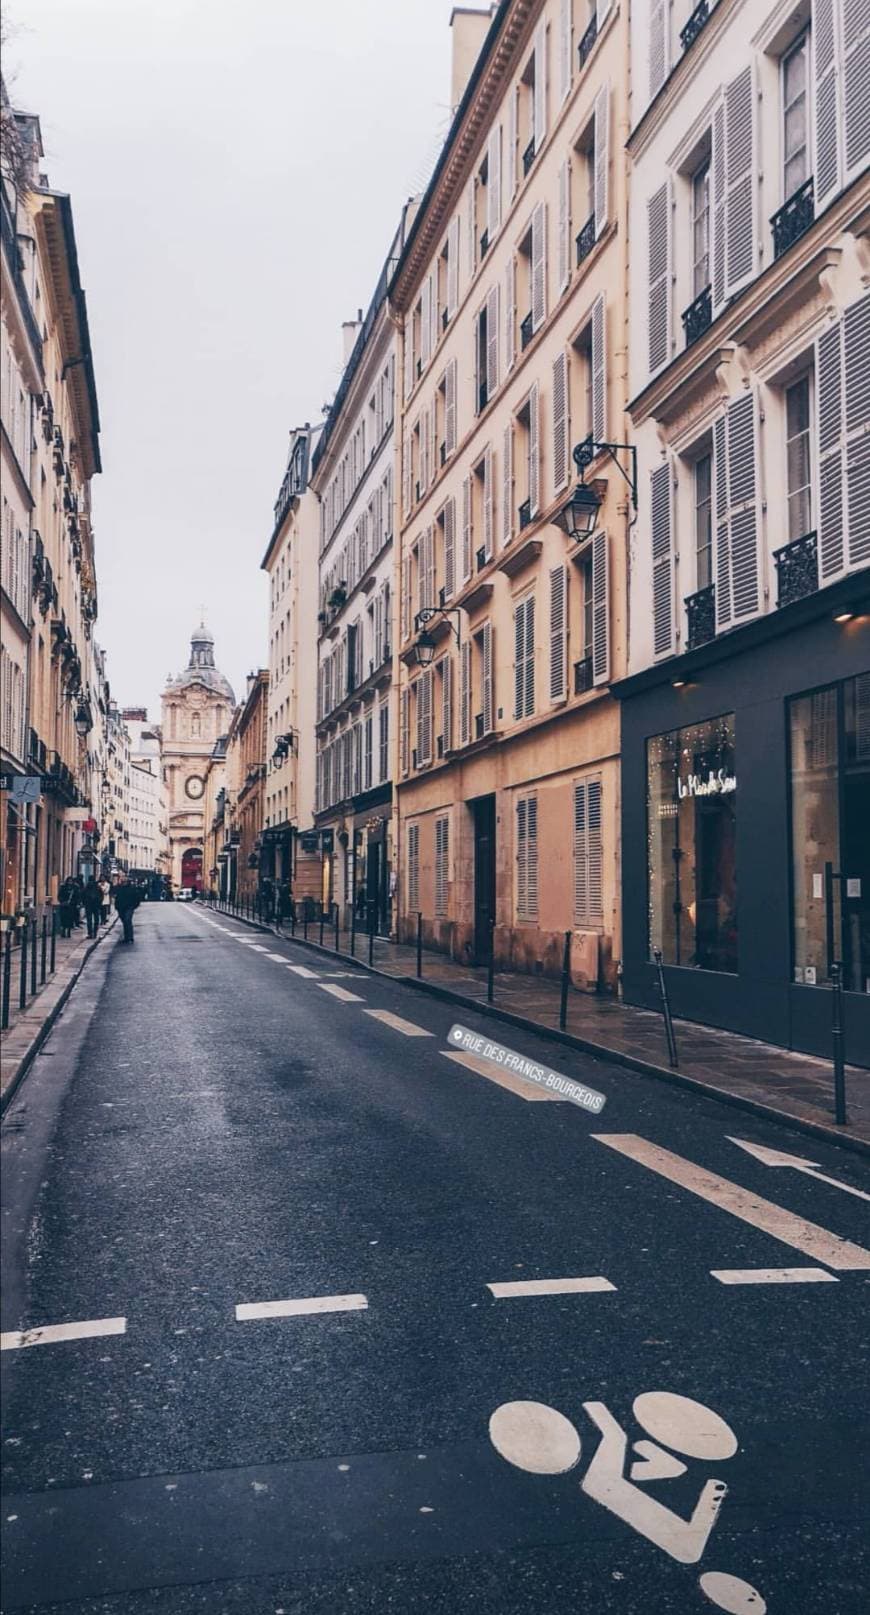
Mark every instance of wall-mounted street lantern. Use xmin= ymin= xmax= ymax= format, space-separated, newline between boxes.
xmin=412 ymin=605 xmax=461 ymax=668
xmin=74 ymin=701 xmax=93 ymax=738
xmin=553 ymin=435 xmax=638 ymax=542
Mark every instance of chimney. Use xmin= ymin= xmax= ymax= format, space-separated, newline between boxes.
xmin=449 ymin=7 xmax=493 ymax=114
xmin=341 ymin=318 xmax=362 ymax=364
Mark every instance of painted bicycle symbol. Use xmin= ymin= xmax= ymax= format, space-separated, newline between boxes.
xmin=489 ymin=1392 xmax=766 ymax=1613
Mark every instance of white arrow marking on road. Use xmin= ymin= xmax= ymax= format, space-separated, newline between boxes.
xmin=591 ymin=1134 xmax=870 ymax=1270
xmin=727 ymin=1137 xmax=870 ymax=1203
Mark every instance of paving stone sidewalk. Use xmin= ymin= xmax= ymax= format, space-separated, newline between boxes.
xmin=0 ymin=916 xmax=117 ymax=1107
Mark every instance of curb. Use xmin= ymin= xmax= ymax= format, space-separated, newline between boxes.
xmin=0 ymin=916 xmax=119 ymax=1119
xmin=206 ymin=904 xmax=870 ymax=1162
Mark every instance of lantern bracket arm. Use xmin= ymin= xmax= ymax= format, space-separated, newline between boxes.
xmin=572 ymin=436 xmax=638 ymax=509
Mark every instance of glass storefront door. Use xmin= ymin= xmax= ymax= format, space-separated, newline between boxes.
xmin=647 ymin=713 xmax=738 ymax=972
xmin=789 ymin=672 xmax=870 ymax=994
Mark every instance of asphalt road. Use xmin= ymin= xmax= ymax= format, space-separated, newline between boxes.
xmin=2 ymin=901 xmax=869 ymax=1614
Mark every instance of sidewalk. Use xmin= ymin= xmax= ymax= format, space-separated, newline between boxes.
xmin=260 ymin=910 xmax=870 ymax=1155
xmin=0 ymin=917 xmax=117 ymax=1110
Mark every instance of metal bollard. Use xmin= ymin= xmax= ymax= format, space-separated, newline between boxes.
xmin=1 ymin=931 xmax=12 ymax=1029
xmin=19 ymin=923 xmax=28 ymax=1010
xmin=30 ymin=916 xmax=37 ymax=997
xmin=334 ymin=908 xmax=340 ymax=953
xmin=40 ymin=913 xmax=48 ymax=984
xmin=559 ymin=930 xmax=571 ymax=1030
xmin=416 ymin=911 xmax=423 ymax=978
xmin=291 ymin=907 xmax=296 ymax=937
xmin=50 ymin=909 xmax=57 ymax=974
xmin=350 ymin=903 xmax=356 ymax=957
xmin=653 ymin=948 xmax=679 ymax=1068
xmin=830 ymin=962 xmax=848 ymax=1126
xmin=303 ymin=909 xmax=309 ymax=942
xmin=368 ymin=901 xmax=375 ymax=968
xmin=486 ymin=918 xmax=496 ymax=1004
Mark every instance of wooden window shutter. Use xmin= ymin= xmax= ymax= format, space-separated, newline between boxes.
xmin=593 ymin=82 xmax=609 ymax=238
xmin=552 ymin=349 xmax=569 ymax=492
xmin=460 ymin=640 xmax=471 ymax=746
xmin=364 ymin=715 xmax=373 ymax=790
xmin=524 ymin=594 xmax=535 ymax=716
xmin=400 ymin=686 xmax=410 ymax=775
xmin=507 ymin=84 xmax=518 ymax=199
xmin=430 ymin=271 xmax=439 ymax=358
xmin=467 ymin=180 xmax=477 ymax=280
xmin=531 ymin=201 xmax=547 ymax=332
xmin=591 ymin=529 xmax=609 ymax=685
xmin=573 ymin=776 xmax=603 ymax=927
xmin=559 ymin=0 xmax=572 ymax=104
xmin=517 ymin=795 xmax=538 ymax=921
xmin=648 ymin=0 xmax=669 ymax=101
xmin=505 ymin=255 xmax=516 ymax=372
xmin=514 ymin=599 xmax=526 ymax=720
xmin=483 ymin=443 xmax=495 ymax=559
xmin=407 ymin=822 xmax=419 ymax=912
xmin=714 ymin=414 xmax=732 ymax=629
xmin=445 ymin=357 xmax=457 ymax=456
xmin=482 ymin=620 xmax=494 ymax=734
xmin=710 ymin=101 xmax=726 ymax=314
xmin=647 ymin=181 xmax=671 ymax=375
xmin=818 ymin=293 xmax=870 ymax=584
xmin=842 ymin=3 xmax=870 ymax=183
xmin=402 ymin=431 xmax=411 ymax=516
xmin=486 ymin=283 xmax=500 ymax=398
xmin=401 ymin=553 xmax=411 ymax=640
xmin=420 ymin=279 xmax=431 ymax=369
xmin=503 ymin=422 xmax=514 ymax=548
xmin=549 ymin=563 xmax=568 ymax=701
xmin=444 ymin=497 xmax=456 ymax=599
xmin=527 ymin=796 xmax=539 ymax=918
xmin=442 ymin=653 xmax=454 ymax=751
xmin=447 ymin=215 xmax=460 ymax=316
xmin=426 ymin=523 xmax=437 ymax=607
xmin=415 ymin=674 xmax=423 ymax=768
xmin=385 ymin=464 xmax=393 ymax=538
xmin=404 ymin=326 xmax=414 ymax=403
xmin=591 ymin=294 xmax=606 ymax=444
xmin=533 ymin=20 xmax=547 ymax=150
xmin=726 ymin=392 xmax=760 ymax=621
xmin=557 ymin=158 xmax=571 ymax=295
xmin=528 ymin=381 xmax=540 ymax=517
xmin=843 ymin=292 xmax=870 ymax=571
xmin=516 ymin=797 xmax=528 ymax=919
xmin=420 ymin=407 xmax=430 ymax=494
xmin=650 ymin=462 xmax=674 ymax=657
xmin=462 ymin=473 xmax=473 ymax=581
xmin=724 ymin=67 xmax=755 ymax=300
xmin=814 ymin=0 xmax=841 ymax=210
xmin=488 ymin=125 xmax=502 ymax=238
xmin=435 ymin=816 xmax=449 ymax=915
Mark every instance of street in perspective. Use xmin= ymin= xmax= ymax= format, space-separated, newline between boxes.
xmin=1 ymin=0 xmax=869 ymax=1611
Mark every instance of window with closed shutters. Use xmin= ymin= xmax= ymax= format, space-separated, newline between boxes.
xmin=514 ymin=593 xmax=535 ymax=720
xmin=573 ymin=776 xmax=603 ymax=928
xmin=435 ymin=815 xmax=449 ymax=915
xmin=407 ymin=822 xmax=420 ymax=913
xmin=379 ymin=699 xmax=389 ymax=783
xmin=516 ymin=794 xmax=539 ymax=921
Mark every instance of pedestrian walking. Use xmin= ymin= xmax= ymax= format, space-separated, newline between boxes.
xmin=57 ymin=877 xmax=76 ymax=939
xmin=99 ymin=876 xmax=112 ymax=925
xmin=69 ymin=877 xmax=84 ymax=928
xmin=83 ymin=877 xmax=103 ymax=939
xmin=113 ymin=875 xmax=143 ymax=944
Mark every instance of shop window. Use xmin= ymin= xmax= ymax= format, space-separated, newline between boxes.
xmin=647 ymin=713 xmax=738 ymax=972
xmin=789 ymin=674 xmax=870 ymax=993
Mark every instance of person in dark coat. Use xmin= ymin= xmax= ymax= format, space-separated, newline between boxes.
xmin=83 ymin=877 xmax=103 ymax=939
xmin=113 ymin=876 xmax=143 ymax=944
xmin=58 ymin=877 xmax=77 ymax=938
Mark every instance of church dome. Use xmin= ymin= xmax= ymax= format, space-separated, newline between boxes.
xmin=168 ymin=624 xmax=235 ymax=703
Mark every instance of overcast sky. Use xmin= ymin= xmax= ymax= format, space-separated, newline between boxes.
xmin=8 ymin=0 xmax=462 ymax=718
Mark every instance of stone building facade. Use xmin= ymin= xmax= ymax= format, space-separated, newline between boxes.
xmin=160 ymin=626 xmax=235 ymax=893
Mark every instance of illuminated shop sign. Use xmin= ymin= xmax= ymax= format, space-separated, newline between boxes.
xmin=677 ymin=769 xmax=736 ymax=800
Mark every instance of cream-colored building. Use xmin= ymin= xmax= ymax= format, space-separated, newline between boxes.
xmin=391 ymin=0 xmax=630 ymax=988
xmin=160 ymin=625 xmax=235 ymax=892
xmin=261 ymin=424 xmax=321 ymax=907
xmin=104 ymin=703 xmax=131 ymax=873
xmin=122 ymin=709 xmax=168 ymax=880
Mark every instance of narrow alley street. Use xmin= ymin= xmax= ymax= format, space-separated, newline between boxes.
xmin=2 ymin=904 xmax=868 ymax=1613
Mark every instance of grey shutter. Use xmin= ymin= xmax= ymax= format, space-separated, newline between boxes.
xmin=503 ymin=422 xmax=513 ymax=547
xmin=724 ymin=66 xmax=755 ymax=298
xmin=462 ymin=473 xmax=473 ymax=581
xmin=574 ymin=780 xmax=603 ymax=926
xmin=818 ymin=318 xmax=845 ymax=582
xmin=435 ymin=816 xmax=449 ymax=914
xmin=714 ymin=415 xmax=732 ymax=628
xmin=482 ymin=620 xmax=494 ymax=734
xmin=404 ymin=325 xmax=414 ymax=403
xmin=559 ymin=0 xmax=572 ymax=104
xmin=574 ymin=782 xmax=588 ymax=925
xmin=531 ymin=201 xmax=547 ymax=332
xmin=528 ymin=381 xmax=540 ymax=518
xmin=527 ymin=795 xmax=538 ymax=917
xmin=488 ymin=124 xmax=502 ymax=237
xmin=400 ymin=687 xmax=410 ymax=775
xmin=647 ymin=181 xmax=670 ymax=374
xmin=549 ymin=563 xmax=567 ymax=701
xmin=844 ymin=292 xmax=870 ymax=569
xmin=533 ymin=19 xmax=547 ymax=151
xmin=516 ymin=796 xmax=528 ymax=919
xmin=592 ymin=529 xmax=609 ymax=685
xmin=421 ymin=280 xmax=431 ymax=371
xmin=591 ymin=293 xmax=606 ymax=445
xmin=442 ymin=654 xmax=453 ymax=751
xmin=486 ymin=283 xmax=500 ymax=397
xmin=714 ymin=95 xmax=731 ymax=311
xmin=843 ymin=1 xmax=870 ymax=180
xmin=415 ymin=675 xmax=423 ymax=767
xmin=648 ymin=0 xmax=669 ymax=101
xmin=401 ymin=554 xmax=411 ymax=640
xmin=814 ymin=0 xmax=840 ymax=209
xmin=507 ymin=84 xmax=517 ymax=199
xmin=483 ymin=443 xmax=495 ymax=559
xmin=444 ymin=497 xmax=456 ymax=599
xmin=407 ymin=822 xmax=419 ymax=911
xmin=445 ymin=357 xmax=457 ymax=455
xmin=726 ymin=392 xmax=760 ymax=621
xmin=650 ymin=462 xmax=674 ymax=657
xmin=505 ymin=255 xmax=516 ymax=371
xmin=557 ymin=158 xmax=571 ymax=295
xmin=460 ymin=640 xmax=471 ymax=745
xmin=514 ymin=600 xmax=525 ymax=719
xmin=552 ymin=349 xmax=569 ymax=492
xmin=593 ymin=81 xmax=609 ymax=238
xmin=402 ymin=430 xmax=411 ymax=515
xmin=467 ymin=180 xmax=476 ymax=280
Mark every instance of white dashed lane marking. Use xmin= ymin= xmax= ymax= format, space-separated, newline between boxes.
xmin=487 ymin=1277 xmax=616 ymax=1299
xmin=287 ymin=965 xmax=319 ymax=978
xmin=317 ymin=984 xmax=364 ymax=1002
xmin=236 ymin=1294 xmax=368 ymax=1321
xmin=1 ymin=1317 xmax=127 ymax=1351
xmin=265 ymin=953 xmax=289 ymax=962
xmin=363 ymin=1009 xmax=433 ymax=1037
xmin=441 ymin=1050 xmax=563 ymax=1102
xmin=710 ymin=1267 xmax=839 ymax=1285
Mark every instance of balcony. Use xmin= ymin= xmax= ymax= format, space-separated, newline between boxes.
xmin=523 ymin=137 xmax=536 ymax=175
xmin=578 ymin=13 xmax=597 ymax=68
xmin=576 ymin=215 xmax=595 ymax=266
xmin=680 ymin=0 xmax=711 ymax=53
xmin=685 ymin=583 xmax=716 ymax=649
xmin=480 ymin=228 xmax=489 ymax=258
xmin=681 ymin=284 xmax=712 ymax=348
xmin=574 ymin=656 xmax=594 ymax=694
xmin=771 ymin=176 xmax=814 ymax=261
xmin=774 ymin=531 xmax=818 ymax=608
xmin=520 ymin=312 xmax=533 ymax=351
xmin=518 ymin=499 xmax=532 ymax=530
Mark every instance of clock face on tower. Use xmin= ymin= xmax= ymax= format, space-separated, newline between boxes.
xmin=185 ymin=775 xmax=205 ymax=801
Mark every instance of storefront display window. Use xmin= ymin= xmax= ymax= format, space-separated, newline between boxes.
xmin=789 ymin=673 xmax=870 ymax=994
xmin=647 ymin=713 xmax=737 ymax=972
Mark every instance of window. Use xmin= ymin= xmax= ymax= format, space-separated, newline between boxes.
xmin=785 ymin=375 xmax=812 ymax=542
xmin=691 ymin=162 xmax=710 ymax=298
xmin=648 ymin=714 xmax=738 ymax=973
xmin=379 ymin=700 xmax=389 ymax=782
xmin=516 ymin=794 xmax=538 ymax=920
xmin=573 ymin=776 xmax=603 ymax=927
xmin=513 ymin=593 xmax=535 ymax=719
xmin=789 ymin=675 xmax=870 ymax=993
xmin=782 ymin=31 xmax=810 ymax=199
xmin=435 ymin=816 xmax=449 ymax=915
xmin=407 ymin=822 xmax=420 ymax=912
xmin=476 ymin=303 xmax=489 ymax=412
xmin=694 ymin=454 xmax=713 ymax=589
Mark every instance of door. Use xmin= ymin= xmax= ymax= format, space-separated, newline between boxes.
xmin=473 ymin=794 xmax=496 ymax=964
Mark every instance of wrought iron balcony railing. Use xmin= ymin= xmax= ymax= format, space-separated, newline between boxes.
xmin=578 ymin=13 xmax=598 ymax=68
xmin=574 ymin=655 xmax=594 ymax=694
xmin=682 ymin=284 xmax=712 ymax=347
xmin=518 ymin=499 xmax=532 ymax=530
xmin=774 ymin=530 xmax=818 ymax=608
xmin=680 ymin=0 xmax=711 ymax=53
xmin=523 ymin=137 xmax=536 ymax=175
xmin=771 ymin=176 xmax=814 ymax=260
xmin=520 ymin=312 xmax=533 ymax=350
xmin=685 ymin=584 xmax=716 ymax=650
xmin=576 ymin=215 xmax=596 ymax=266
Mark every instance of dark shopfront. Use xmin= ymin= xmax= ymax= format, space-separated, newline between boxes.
xmin=614 ymin=575 xmax=870 ymax=1068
